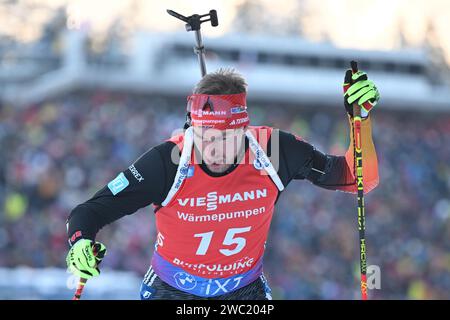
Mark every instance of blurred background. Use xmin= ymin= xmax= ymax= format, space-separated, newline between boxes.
xmin=0 ymin=0 xmax=449 ymax=299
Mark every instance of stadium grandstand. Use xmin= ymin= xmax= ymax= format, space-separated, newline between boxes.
xmin=1 ymin=22 xmax=449 ymax=299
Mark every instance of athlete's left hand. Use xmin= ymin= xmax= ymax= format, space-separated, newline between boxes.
xmin=343 ymin=70 xmax=380 ymax=118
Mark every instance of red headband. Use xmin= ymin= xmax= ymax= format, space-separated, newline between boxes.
xmin=187 ymin=92 xmax=250 ymax=130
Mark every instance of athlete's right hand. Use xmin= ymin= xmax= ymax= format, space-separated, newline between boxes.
xmin=66 ymin=239 xmax=107 ymax=279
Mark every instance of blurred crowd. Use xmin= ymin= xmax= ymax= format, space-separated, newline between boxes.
xmin=0 ymin=92 xmax=449 ymax=299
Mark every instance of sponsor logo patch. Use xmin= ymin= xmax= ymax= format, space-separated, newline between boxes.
xmin=230 ymin=105 xmax=246 ymax=114
xmin=187 ymin=165 xmax=195 ymax=177
xmin=177 ymin=189 xmax=268 ymax=211
xmin=174 ymin=272 xmax=197 ymax=291
xmin=108 ymin=172 xmax=129 ymax=195
xmin=253 ymin=159 xmax=263 ymax=170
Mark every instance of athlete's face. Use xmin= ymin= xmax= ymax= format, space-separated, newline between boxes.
xmin=193 ymin=127 xmax=246 ymax=173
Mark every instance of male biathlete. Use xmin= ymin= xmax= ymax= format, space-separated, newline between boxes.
xmin=66 ymin=68 xmax=380 ymax=299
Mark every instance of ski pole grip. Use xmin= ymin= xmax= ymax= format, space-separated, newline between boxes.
xmin=351 ymin=60 xmax=358 ymax=74
xmin=350 ymin=61 xmax=361 ymax=118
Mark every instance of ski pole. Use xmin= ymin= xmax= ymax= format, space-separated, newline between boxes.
xmin=72 ymin=243 xmax=101 ymax=300
xmin=350 ymin=60 xmax=368 ymax=300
